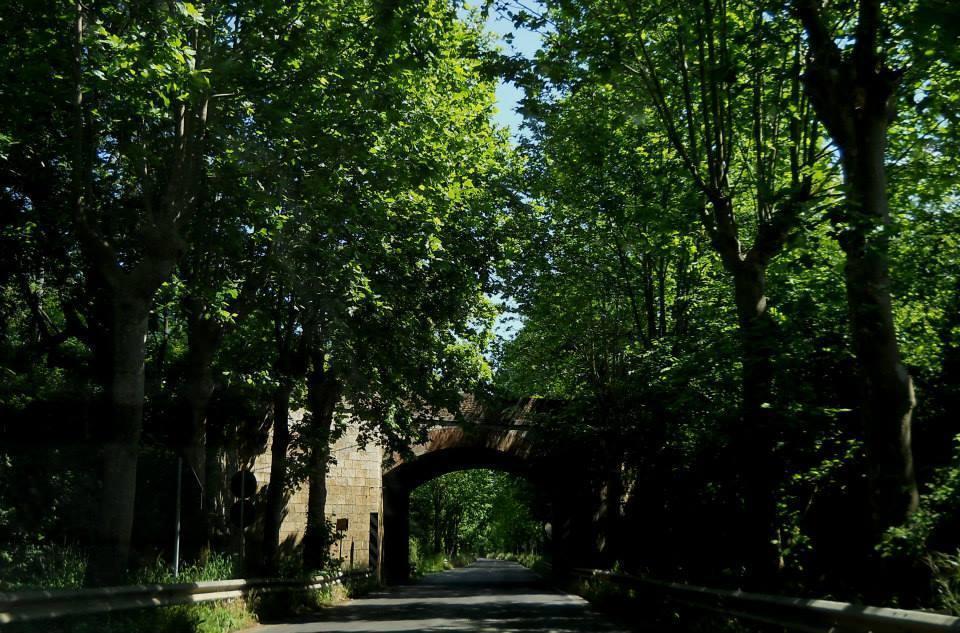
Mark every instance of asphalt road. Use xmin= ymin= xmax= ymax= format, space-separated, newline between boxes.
xmin=250 ymin=558 xmax=632 ymax=633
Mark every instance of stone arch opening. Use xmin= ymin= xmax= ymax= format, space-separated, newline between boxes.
xmin=381 ymin=443 xmax=544 ymax=583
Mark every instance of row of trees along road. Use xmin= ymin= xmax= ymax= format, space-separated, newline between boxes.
xmin=2 ymin=0 xmax=960 ymax=608
xmin=0 ymin=0 xmax=515 ymax=583
xmin=409 ymin=470 xmax=544 ymax=562
xmin=495 ymin=0 xmax=960 ymax=598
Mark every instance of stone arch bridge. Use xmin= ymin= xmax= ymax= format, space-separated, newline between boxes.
xmin=252 ymin=397 xmax=607 ymax=582
xmin=378 ymin=398 xmax=602 ymax=583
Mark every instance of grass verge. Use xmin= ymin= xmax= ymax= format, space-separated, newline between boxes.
xmin=411 ymin=552 xmax=475 ymax=577
xmin=3 ymin=559 xmax=375 ymax=633
xmin=487 ymin=551 xmax=553 ymax=577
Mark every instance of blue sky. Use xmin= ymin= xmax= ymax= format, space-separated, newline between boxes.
xmin=478 ymin=4 xmax=543 ymax=139
xmin=460 ymin=4 xmax=543 ymax=344
xmin=483 ymin=6 xmax=541 ymax=342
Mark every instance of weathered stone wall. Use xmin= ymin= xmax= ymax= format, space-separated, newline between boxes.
xmin=251 ymin=411 xmax=383 ymax=569
xmin=326 ymin=422 xmax=383 ymax=569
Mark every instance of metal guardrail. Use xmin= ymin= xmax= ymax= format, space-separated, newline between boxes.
xmin=570 ymin=568 xmax=960 ymax=633
xmin=0 ymin=568 xmax=372 ymax=624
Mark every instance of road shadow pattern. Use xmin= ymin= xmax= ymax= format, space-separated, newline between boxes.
xmin=252 ymin=558 xmax=633 ymax=632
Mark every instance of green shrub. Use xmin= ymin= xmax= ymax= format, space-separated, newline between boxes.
xmin=346 ymin=572 xmax=378 ymax=598
xmin=415 ymin=552 xmax=453 ymax=574
xmin=1 ymin=550 xmax=373 ymax=633
xmin=927 ymin=551 xmax=960 ymax=615
xmin=0 ymin=542 xmax=86 ymax=590
xmin=3 ymin=599 xmax=257 ymax=633
xmin=449 ymin=552 xmax=475 ymax=568
xmin=487 ymin=551 xmax=549 ymax=575
xmin=3 ymin=554 xmax=253 ymax=633
xmin=134 ymin=551 xmax=240 ymax=585
xmin=881 ymin=435 xmax=960 ymax=560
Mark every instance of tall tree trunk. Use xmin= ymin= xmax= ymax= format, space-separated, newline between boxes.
xmin=795 ymin=0 xmax=919 ymax=532
xmin=672 ymin=247 xmax=693 ymax=339
xmin=657 ymin=257 xmax=668 ymax=338
xmin=184 ymin=306 xmax=223 ymax=543
xmin=184 ymin=318 xmax=219 ymax=486
xmin=634 ymin=1 xmax=810 ymax=582
xmin=303 ymin=366 xmax=342 ymax=571
xmin=643 ymin=254 xmax=657 ymax=338
xmin=705 ymin=193 xmax=784 ymax=583
xmin=837 ymin=114 xmax=918 ymax=530
xmin=71 ymin=0 xmax=203 ymax=583
xmin=433 ymin=485 xmax=443 ymax=554
xmin=731 ymin=260 xmax=782 ymax=584
xmin=598 ymin=450 xmax=624 ymax=567
xmin=89 ymin=293 xmax=149 ymax=583
xmin=262 ymin=380 xmax=292 ymax=575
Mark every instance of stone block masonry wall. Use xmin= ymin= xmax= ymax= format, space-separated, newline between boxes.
xmin=250 ymin=409 xmax=307 ymax=546
xmin=250 ymin=411 xmax=383 ymax=569
xmin=326 ymin=423 xmax=383 ymax=569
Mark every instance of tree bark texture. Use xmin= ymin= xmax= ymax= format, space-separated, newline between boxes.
xmin=796 ymin=0 xmax=919 ymax=530
xmin=262 ymin=381 xmax=292 ymax=575
xmin=71 ymin=0 xmax=205 ymax=582
xmin=88 ymin=294 xmax=149 ymax=583
xmin=731 ymin=260 xmax=782 ymax=584
xmin=184 ymin=307 xmax=224 ymax=542
xmin=302 ymin=367 xmax=342 ymax=570
xmin=837 ymin=116 xmax=918 ymax=529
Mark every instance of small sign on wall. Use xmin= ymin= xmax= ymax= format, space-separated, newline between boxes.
xmin=336 ymin=518 xmax=349 ymax=532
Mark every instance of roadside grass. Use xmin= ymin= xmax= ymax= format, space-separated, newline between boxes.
xmin=487 ymin=551 xmax=552 ymax=577
xmin=928 ymin=551 xmax=960 ymax=616
xmin=3 ymin=595 xmax=258 ymax=633
xmin=0 ymin=542 xmax=87 ymax=591
xmin=411 ymin=551 xmax=476 ymax=577
xmin=1 ymin=550 xmax=375 ymax=633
